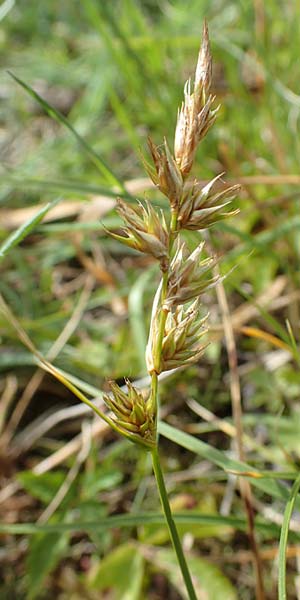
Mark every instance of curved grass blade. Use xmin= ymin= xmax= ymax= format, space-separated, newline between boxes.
xmin=8 ymin=71 xmax=126 ymax=192
xmin=0 ymin=175 xmax=136 ymax=202
xmin=0 ymin=198 xmax=59 ymax=260
xmin=0 ymin=295 xmax=153 ymax=448
xmin=0 ymin=295 xmax=110 ymax=426
xmin=278 ymin=472 xmax=300 ymax=600
xmin=159 ymin=422 xmax=299 ymax=503
xmin=0 ymin=511 xmax=280 ymax=536
xmin=222 ymin=215 xmax=300 ymax=262
xmin=285 ymin=319 xmax=300 ymax=366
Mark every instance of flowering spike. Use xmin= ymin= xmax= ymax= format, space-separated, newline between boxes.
xmin=160 ymin=301 xmax=208 ymax=372
xmin=165 ymin=241 xmax=219 ymax=307
xmin=195 ymin=20 xmax=212 ymax=98
xmin=146 ymin=137 xmax=183 ymax=208
xmin=178 ymin=175 xmax=240 ymax=230
xmin=174 ymin=22 xmax=217 ymax=177
xmin=108 ymin=198 xmax=169 ymax=271
xmin=103 ymin=380 xmax=156 ymax=449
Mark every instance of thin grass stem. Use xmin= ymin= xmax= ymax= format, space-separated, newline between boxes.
xmin=151 ymin=447 xmax=197 ymax=600
xmin=278 ymin=472 xmax=300 ymax=600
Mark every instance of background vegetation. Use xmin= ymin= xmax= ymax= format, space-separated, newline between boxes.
xmin=1 ymin=1 xmax=300 ymax=598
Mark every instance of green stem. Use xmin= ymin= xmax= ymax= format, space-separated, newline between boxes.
xmin=149 ymin=204 xmax=197 ymax=596
xmin=153 ymin=272 xmax=169 ymax=373
xmin=151 ymin=447 xmax=197 ymax=600
xmin=278 ymin=472 xmax=300 ymax=600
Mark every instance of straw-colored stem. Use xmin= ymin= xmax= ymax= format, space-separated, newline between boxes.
xmin=151 ymin=447 xmax=197 ymax=600
xmin=152 ymin=208 xmax=179 ymax=374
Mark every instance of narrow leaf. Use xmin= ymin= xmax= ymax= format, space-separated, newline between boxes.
xmin=0 ymin=511 xmax=280 ymax=536
xmin=159 ymin=422 xmax=298 ymax=502
xmin=0 ymin=198 xmax=59 ymax=260
xmin=278 ymin=473 xmax=300 ymax=600
xmin=8 ymin=71 xmax=125 ymax=191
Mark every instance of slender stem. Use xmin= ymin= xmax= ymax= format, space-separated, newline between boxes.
xmin=148 ymin=205 xmax=197 ymax=599
xmin=151 ymin=447 xmax=197 ymax=600
xmin=278 ymin=472 xmax=300 ymax=600
xmin=153 ymin=272 xmax=169 ymax=373
xmin=153 ymin=208 xmax=179 ymax=374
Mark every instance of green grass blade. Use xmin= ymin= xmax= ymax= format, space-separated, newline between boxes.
xmin=0 ymin=198 xmax=59 ymax=260
xmin=159 ymin=422 xmax=296 ymax=502
xmin=0 ymin=175 xmax=137 ymax=202
xmin=0 ymin=0 xmax=15 ymax=21
xmin=8 ymin=71 xmax=126 ymax=191
xmin=285 ymin=319 xmax=300 ymax=365
xmin=278 ymin=473 xmax=300 ymax=600
xmin=0 ymin=511 xmax=280 ymax=536
xmin=128 ymin=268 xmax=154 ymax=372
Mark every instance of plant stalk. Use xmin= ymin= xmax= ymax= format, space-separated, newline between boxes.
xmin=152 ymin=207 xmax=179 ymax=374
xmin=151 ymin=446 xmax=197 ymax=600
xmin=149 ymin=205 xmax=197 ymax=599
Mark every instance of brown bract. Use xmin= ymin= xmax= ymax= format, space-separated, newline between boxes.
xmin=174 ymin=21 xmax=217 ymax=178
xmin=178 ymin=175 xmax=240 ymax=230
xmin=143 ymin=137 xmax=183 ymax=209
xmin=165 ymin=241 xmax=219 ymax=307
xmin=109 ymin=198 xmax=169 ymax=271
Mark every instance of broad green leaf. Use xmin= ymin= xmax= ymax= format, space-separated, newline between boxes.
xmin=148 ymin=548 xmax=237 ymax=600
xmin=17 ymin=471 xmax=66 ymax=504
xmin=82 ymin=468 xmax=122 ymax=498
xmin=27 ymin=531 xmax=69 ymax=599
xmin=88 ymin=542 xmax=144 ymax=600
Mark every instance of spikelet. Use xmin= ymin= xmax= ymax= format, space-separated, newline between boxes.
xmin=178 ymin=174 xmax=240 ymax=230
xmin=103 ymin=379 xmax=156 ymax=448
xmin=165 ymin=241 xmax=219 ymax=307
xmin=174 ymin=21 xmax=218 ymax=178
xmin=109 ymin=198 xmax=169 ymax=271
xmin=143 ymin=137 xmax=183 ymax=209
xmin=160 ymin=300 xmax=208 ymax=371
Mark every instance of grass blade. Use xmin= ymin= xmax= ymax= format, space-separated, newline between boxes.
xmin=0 ymin=175 xmax=137 ymax=202
xmin=128 ymin=268 xmax=154 ymax=372
xmin=278 ymin=473 xmax=300 ymax=600
xmin=0 ymin=198 xmax=59 ymax=260
xmin=159 ymin=422 xmax=297 ymax=503
xmin=8 ymin=71 xmax=126 ymax=191
xmin=0 ymin=511 xmax=280 ymax=536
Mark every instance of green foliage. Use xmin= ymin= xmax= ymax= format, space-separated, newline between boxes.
xmin=27 ymin=531 xmax=69 ymax=599
xmin=18 ymin=471 xmax=67 ymax=504
xmin=88 ymin=543 xmax=144 ymax=599
xmin=149 ymin=548 xmax=237 ymax=600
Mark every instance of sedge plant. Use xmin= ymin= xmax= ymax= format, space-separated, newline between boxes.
xmin=103 ymin=22 xmax=239 ymax=598
xmin=0 ymin=22 xmax=240 ymax=600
